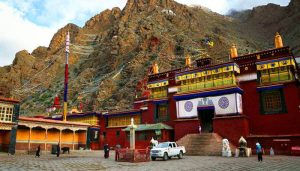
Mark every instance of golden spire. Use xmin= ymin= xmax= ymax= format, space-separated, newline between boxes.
xmin=185 ymin=53 xmax=191 ymax=67
xmin=230 ymin=44 xmax=238 ymax=58
xmin=275 ymin=32 xmax=283 ymax=48
xmin=153 ymin=62 xmax=159 ymax=74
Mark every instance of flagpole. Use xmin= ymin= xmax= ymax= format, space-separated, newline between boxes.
xmin=63 ymin=31 xmax=70 ymax=122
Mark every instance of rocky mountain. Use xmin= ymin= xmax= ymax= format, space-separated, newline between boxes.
xmin=0 ymin=0 xmax=299 ymax=115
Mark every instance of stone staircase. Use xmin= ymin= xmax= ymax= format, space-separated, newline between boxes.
xmin=177 ymin=133 xmax=235 ymax=156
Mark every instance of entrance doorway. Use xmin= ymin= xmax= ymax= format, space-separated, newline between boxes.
xmin=198 ymin=109 xmax=215 ymax=133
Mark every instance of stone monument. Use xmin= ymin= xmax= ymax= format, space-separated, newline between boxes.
xmin=129 ymin=118 xmax=137 ymax=149
xmin=150 ymin=137 xmax=158 ymax=148
xmin=222 ymin=139 xmax=232 ymax=157
xmin=237 ymin=136 xmax=251 ymax=157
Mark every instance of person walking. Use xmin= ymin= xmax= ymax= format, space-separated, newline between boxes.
xmin=56 ymin=143 xmax=60 ymax=157
xmin=256 ymin=142 xmax=263 ymax=162
xmin=115 ymin=144 xmax=121 ymax=161
xmin=104 ymin=144 xmax=110 ymax=159
xmin=35 ymin=145 xmax=41 ymax=158
xmin=199 ymin=125 xmax=202 ymax=134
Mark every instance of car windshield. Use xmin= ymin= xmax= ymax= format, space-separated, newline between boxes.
xmin=157 ymin=142 xmax=169 ymax=148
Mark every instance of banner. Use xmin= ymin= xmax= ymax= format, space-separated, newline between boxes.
xmin=12 ymin=104 xmax=20 ymax=122
xmin=8 ymin=125 xmax=18 ymax=155
xmin=176 ymin=93 xmax=242 ymax=118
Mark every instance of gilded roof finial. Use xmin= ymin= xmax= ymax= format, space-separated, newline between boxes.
xmin=153 ymin=62 xmax=159 ymax=74
xmin=230 ymin=44 xmax=238 ymax=58
xmin=275 ymin=32 xmax=283 ymax=48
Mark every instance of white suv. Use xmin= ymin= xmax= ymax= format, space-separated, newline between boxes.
xmin=150 ymin=142 xmax=186 ymax=161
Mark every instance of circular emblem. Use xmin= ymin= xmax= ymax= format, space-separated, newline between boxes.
xmin=218 ymin=97 xmax=229 ymax=109
xmin=184 ymin=101 xmax=193 ymax=112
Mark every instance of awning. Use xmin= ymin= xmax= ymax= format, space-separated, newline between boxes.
xmin=122 ymin=123 xmax=173 ymax=132
xmin=256 ymin=57 xmax=296 ymax=70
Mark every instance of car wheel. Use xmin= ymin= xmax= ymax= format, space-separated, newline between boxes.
xmin=178 ymin=151 xmax=183 ymax=159
xmin=151 ymin=157 xmax=156 ymax=161
xmin=163 ymin=152 xmax=168 ymax=161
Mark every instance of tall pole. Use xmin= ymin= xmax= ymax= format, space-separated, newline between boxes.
xmin=63 ymin=31 xmax=70 ymax=122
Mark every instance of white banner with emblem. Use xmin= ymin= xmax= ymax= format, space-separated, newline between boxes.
xmin=176 ymin=93 xmax=242 ymax=118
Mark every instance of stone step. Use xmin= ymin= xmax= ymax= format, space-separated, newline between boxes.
xmin=176 ymin=133 xmax=229 ymax=156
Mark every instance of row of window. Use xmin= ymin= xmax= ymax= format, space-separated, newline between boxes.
xmin=151 ymin=87 xmax=168 ymax=99
xmin=180 ymin=72 xmax=235 ymax=85
xmin=149 ymin=64 xmax=296 ymax=97
xmin=69 ymin=116 xmax=98 ymax=126
xmin=107 ymin=115 xmax=141 ymax=127
xmin=258 ymin=66 xmax=294 ymax=84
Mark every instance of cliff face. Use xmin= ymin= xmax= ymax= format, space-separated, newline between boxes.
xmin=230 ymin=0 xmax=300 ymax=53
xmin=0 ymin=0 xmax=298 ymax=115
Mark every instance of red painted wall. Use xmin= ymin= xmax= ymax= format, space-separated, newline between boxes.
xmin=247 ymin=136 xmax=300 ymax=155
xmin=240 ymin=81 xmax=300 ymax=136
xmin=213 ymin=115 xmax=250 ymax=146
xmin=97 ymin=80 xmax=300 ymax=155
xmin=174 ymin=120 xmax=200 ymax=141
xmin=123 ymin=130 xmax=171 ymax=149
xmin=142 ymin=102 xmax=155 ymax=124
xmin=168 ymin=93 xmax=178 ymax=128
xmin=105 ymin=127 xmax=127 ymax=149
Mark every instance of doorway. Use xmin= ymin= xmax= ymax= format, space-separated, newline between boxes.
xmin=198 ymin=109 xmax=215 ymax=133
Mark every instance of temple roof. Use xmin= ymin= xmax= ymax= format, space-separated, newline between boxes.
xmin=123 ymin=123 xmax=173 ymax=131
xmin=103 ymin=109 xmax=141 ymax=117
xmin=45 ymin=112 xmax=101 ymax=120
xmin=0 ymin=97 xmax=20 ymax=103
xmin=19 ymin=116 xmax=90 ymax=126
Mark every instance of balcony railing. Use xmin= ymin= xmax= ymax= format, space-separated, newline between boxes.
xmin=178 ymin=77 xmax=237 ymax=93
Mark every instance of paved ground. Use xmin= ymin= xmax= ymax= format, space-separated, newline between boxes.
xmin=0 ymin=151 xmax=299 ymax=171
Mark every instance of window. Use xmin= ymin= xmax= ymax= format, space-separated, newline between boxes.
xmin=0 ymin=105 xmax=13 ymax=122
xmin=224 ymin=72 xmax=232 ymax=78
xmin=116 ymin=131 xmax=120 ymax=138
xmin=151 ymin=87 xmax=167 ymax=99
xmin=137 ymin=132 xmax=147 ymax=141
xmin=108 ymin=115 xmax=141 ymax=127
xmin=260 ymin=89 xmax=287 ymax=114
xmin=103 ymin=132 xmax=106 ymax=139
xmin=258 ymin=66 xmax=293 ymax=84
xmin=155 ymin=103 xmax=169 ymax=122
xmin=206 ymin=75 xmax=212 ymax=81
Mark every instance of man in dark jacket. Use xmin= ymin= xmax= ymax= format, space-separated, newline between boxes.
xmin=256 ymin=142 xmax=263 ymax=162
xmin=35 ymin=145 xmax=41 ymax=158
xmin=104 ymin=144 xmax=110 ymax=159
xmin=57 ymin=143 xmax=60 ymax=157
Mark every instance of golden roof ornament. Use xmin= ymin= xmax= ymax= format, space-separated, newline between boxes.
xmin=230 ymin=44 xmax=238 ymax=58
xmin=275 ymin=32 xmax=283 ymax=48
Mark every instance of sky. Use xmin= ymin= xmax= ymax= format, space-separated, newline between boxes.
xmin=0 ymin=0 xmax=290 ymax=66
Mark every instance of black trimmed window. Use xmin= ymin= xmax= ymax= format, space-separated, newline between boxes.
xmin=260 ymin=89 xmax=287 ymax=114
xmin=155 ymin=103 xmax=169 ymax=122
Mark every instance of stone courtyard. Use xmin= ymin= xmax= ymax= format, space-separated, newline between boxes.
xmin=0 ymin=151 xmax=299 ymax=171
